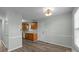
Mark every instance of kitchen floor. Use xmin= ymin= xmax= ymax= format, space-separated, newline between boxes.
xmin=12 ymin=39 xmax=72 ymax=52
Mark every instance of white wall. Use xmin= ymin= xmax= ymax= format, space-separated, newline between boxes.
xmin=6 ymin=11 xmax=22 ymax=51
xmin=0 ymin=20 xmax=2 ymax=40
xmin=38 ymin=13 xmax=72 ymax=48
xmin=0 ymin=8 xmax=22 ymax=51
xmin=2 ymin=18 xmax=9 ymax=48
xmin=0 ymin=9 xmax=8 ymax=48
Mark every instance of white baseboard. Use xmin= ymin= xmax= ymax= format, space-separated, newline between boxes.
xmin=40 ymin=40 xmax=71 ymax=48
xmin=8 ymin=45 xmax=22 ymax=52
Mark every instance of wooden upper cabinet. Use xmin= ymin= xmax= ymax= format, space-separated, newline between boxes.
xmin=31 ymin=22 xmax=38 ymax=30
xmin=22 ymin=22 xmax=29 ymax=31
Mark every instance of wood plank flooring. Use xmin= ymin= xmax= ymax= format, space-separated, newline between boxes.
xmin=12 ymin=39 xmax=72 ymax=52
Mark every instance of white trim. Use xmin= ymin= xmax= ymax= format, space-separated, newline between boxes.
xmin=40 ymin=40 xmax=71 ymax=48
xmin=1 ymin=40 xmax=7 ymax=48
xmin=8 ymin=45 xmax=22 ymax=52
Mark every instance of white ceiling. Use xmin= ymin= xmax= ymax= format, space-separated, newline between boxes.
xmin=0 ymin=7 xmax=74 ymax=20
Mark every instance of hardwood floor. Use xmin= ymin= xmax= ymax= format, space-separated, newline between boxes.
xmin=0 ymin=40 xmax=7 ymax=52
xmin=12 ymin=39 xmax=72 ymax=52
xmin=0 ymin=39 xmax=72 ymax=52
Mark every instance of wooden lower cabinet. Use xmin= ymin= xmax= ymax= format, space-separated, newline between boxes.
xmin=25 ymin=33 xmax=37 ymax=41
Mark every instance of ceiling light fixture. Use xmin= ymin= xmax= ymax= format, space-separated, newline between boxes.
xmin=43 ymin=7 xmax=54 ymax=16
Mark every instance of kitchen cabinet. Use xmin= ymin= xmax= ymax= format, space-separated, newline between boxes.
xmin=25 ymin=33 xmax=37 ymax=41
xmin=31 ymin=22 xmax=38 ymax=30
